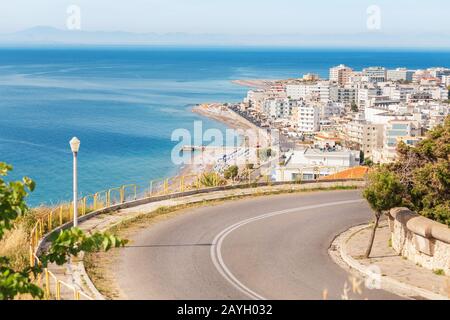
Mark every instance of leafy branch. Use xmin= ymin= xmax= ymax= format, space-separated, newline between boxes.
xmin=0 ymin=162 xmax=128 ymax=300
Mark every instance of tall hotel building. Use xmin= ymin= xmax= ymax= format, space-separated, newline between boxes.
xmin=329 ymin=64 xmax=353 ymax=85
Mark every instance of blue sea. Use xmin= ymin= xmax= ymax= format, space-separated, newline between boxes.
xmin=0 ymin=46 xmax=449 ymax=206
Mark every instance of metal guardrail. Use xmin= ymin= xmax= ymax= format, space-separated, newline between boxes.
xmin=28 ymin=170 xmax=365 ymax=300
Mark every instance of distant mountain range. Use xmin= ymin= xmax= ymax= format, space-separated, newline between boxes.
xmin=1 ymin=26 xmax=450 ymax=48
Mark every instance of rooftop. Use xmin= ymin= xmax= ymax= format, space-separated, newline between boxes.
xmin=320 ymin=166 xmax=369 ymax=180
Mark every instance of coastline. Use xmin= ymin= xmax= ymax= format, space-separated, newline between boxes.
xmin=173 ymin=102 xmax=268 ymax=181
xmin=192 ymin=103 xmax=257 ymax=131
xmin=176 ymin=103 xmax=269 ymax=176
xmin=232 ymin=79 xmax=276 ymax=89
xmin=176 ymin=103 xmax=245 ymax=179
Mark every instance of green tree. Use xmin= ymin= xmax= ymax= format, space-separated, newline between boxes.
xmin=363 ymin=166 xmax=404 ymax=258
xmin=351 ymin=102 xmax=358 ymax=112
xmin=389 ymin=116 xmax=450 ymax=225
xmin=224 ymin=165 xmax=239 ymax=180
xmin=364 ymin=159 xmax=374 ymax=167
xmin=0 ymin=162 xmax=127 ymax=300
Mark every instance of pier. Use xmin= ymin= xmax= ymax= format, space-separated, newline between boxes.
xmin=181 ymin=145 xmax=240 ymax=152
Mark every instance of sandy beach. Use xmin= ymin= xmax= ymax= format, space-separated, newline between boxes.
xmin=232 ymin=79 xmax=276 ymax=89
xmin=171 ymin=103 xmax=272 ymax=184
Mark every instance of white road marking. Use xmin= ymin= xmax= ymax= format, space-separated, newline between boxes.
xmin=210 ymin=199 xmax=364 ymax=300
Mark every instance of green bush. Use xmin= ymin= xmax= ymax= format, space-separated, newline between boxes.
xmin=198 ymin=172 xmax=225 ymax=187
xmin=224 ymin=166 xmax=239 ymax=180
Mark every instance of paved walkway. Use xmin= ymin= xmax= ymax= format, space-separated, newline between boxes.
xmin=343 ymin=219 xmax=450 ymax=299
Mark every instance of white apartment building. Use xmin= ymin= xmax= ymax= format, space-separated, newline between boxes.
xmin=330 ymin=85 xmax=358 ymax=104
xmin=442 ymin=75 xmax=450 ymax=87
xmin=429 ymin=67 xmax=450 ymax=79
xmin=329 ymin=64 xmax=353 ymax=85
xmin=419 ymin=85 xmax=449 ymax=101
xmin=286 ymin=84 xmax=309 ymax=100
xmin=367 ymin=97 xmax=402 ymax=110
xmin=412 ymin=70 xmax=433 ymax=83
xmin=387 ymin=86 xmax=416 ymax=102
xmin=357 ymin=86 xmax=383 ymax=108
xmin=362 ymin=67 xmax=387 ymax=83
xmin=319 ymin=101 xmax=345 ymax=119
xmin=364 ymin=106 xmax=397 ymax=125
xmin=386 ymin=68 xmax=415 ymax=82
xmin=275 ymin=148 xmax=360 ymax=182
xmin=343 ymin=120 xmax=384 ymax=159
xmin=246 ymin=90 xmax=266 ymax=112
xmin=296 ymin=103 xmax=320 ymax=132
xmin=349 ymin=71 xmax=363 ymax=84
xmin=312 ymin=81 xmax=331 ymax=102
xmin=263 ymin=98 xmax=297 ymax=119
xmin=373 ymin=119 xmax=422 ymax=164
xmin=266 ymin=84 xmax=287 ymax=99
xmin=410 ymin=102 xmax=449 ymax=130
xmin=408 ymin=91 xmax=433 ymax=103
xmin=286 ymin=81 xmax=330 ymax=102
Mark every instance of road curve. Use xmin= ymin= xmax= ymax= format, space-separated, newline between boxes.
xmin=113 ymin=190 xmax=400 ymax=300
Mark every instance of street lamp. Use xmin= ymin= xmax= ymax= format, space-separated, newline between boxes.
xmin=69 ymin=137 xmax=80 ymax=227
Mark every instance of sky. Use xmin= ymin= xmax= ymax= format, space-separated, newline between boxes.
xmin=0 ymin=0 xmax=449 ymax=35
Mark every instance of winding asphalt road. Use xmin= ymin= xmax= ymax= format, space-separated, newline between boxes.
xmin=114 ymin=190 xmax=400 ymax=300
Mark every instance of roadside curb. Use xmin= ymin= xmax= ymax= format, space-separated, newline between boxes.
xmin=330 ymin=224 xmax=449 ymax=300
xmin=72 ymin=254 xmax=106 ymax=300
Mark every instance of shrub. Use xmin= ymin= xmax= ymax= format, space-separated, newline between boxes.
xmin=198 ymin=172 xmax=225 ymax=187
xmin=224 ymin=166 xmax=239 ymax=180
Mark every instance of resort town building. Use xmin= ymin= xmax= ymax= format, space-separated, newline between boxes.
xmin=408 ymin=91 xmax=433 ymax=103
xmin=329 ymin=85 xmax=358 ymax=105
xmin=429 ymin=67 xmax=450 ymax=79
xmin=286 ymin=81 xmax=330 ymax=102
xmin=263 ymin=98 xmax=298 ymax=119
xmin=342 ymin=120 xmax=384 ymax=160
xmin=383 ymin=85 xmax=416 ymax=102
xmin=372 ymin=119 xmax=422 ymax=164
xmin=362 ymin=67 xmax=387 ymax=83
xmin=329 ymin=64 xmax=353 ymax=85
xmin=357 ymin=86 xmax=383 ymax=108
xmin=246 ymin=89 xmax=266 ymax=112
xmin=386 ymin=68 xmax=415 ymax=82
xmin=412 ymin=70 xmax=433 ymax=83
xmin=296 ymin=103 xmax=320 ymax=132
xmin=274 ymin=147 xmax=360 ymax=182
xmin=419 ymin=85 xmax=449 ymax=100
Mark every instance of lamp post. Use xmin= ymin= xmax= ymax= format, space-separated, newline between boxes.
xmin=69 ymin=137 xmax=80 ymax=227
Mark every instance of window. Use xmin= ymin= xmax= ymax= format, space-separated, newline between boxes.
xmin=392 ymin=124 xmax=408 ymax=130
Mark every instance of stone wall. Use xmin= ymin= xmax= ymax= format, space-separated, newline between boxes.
xmin=388 ymin=207 xmax=450 ymax=275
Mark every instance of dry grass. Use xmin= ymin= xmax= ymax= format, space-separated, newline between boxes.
xmin=0 ymin=226 xmax=29 ymax=270
xmin=0 ymin=206 xmax=51 ymax=270
xmin=84 ymin=250 xmax=122 ymax=299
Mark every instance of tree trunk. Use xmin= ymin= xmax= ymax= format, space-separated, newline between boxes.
xmin=364 ymin=212 xmax=381 ymax=258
